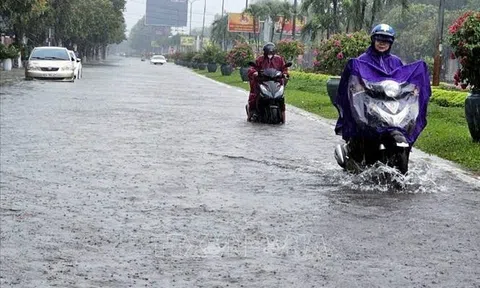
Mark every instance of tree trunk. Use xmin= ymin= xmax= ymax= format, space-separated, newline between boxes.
xmin=95 ymin=46 xmax=100 ymax=61
xmin=360 ymin=0 xmax=367 ymax=31
xmin=333 ymin=0 xmax=338 ymax=33
xmin=102 ymin=45 xmax=107 ymax=60
xmin=88 ymin=47 xmax=94 ymax=62
xmin=370 ymin=0 xmax=380 ymax=29
xmin=353 ymin=0 xmax=361 ymax=31
xmin=279 ymin=19 xmax=285 ymax=40
xmin=270 ymin=18 xmax=275 ymax=42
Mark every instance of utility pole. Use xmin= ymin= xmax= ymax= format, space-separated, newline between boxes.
xmin=432 ymin=0 xmax=445 ymax=86
xmin=245 ymin=0 xmax=248 ymax=8
xmin=200 ymin=0 xmax=207 ymax=50
xmin=222 ymin=0 xmax=226 ymax=51
xmin=292 ymin=0 xmax=298 ymax=40
xmin=189 ymin=0 xmax=199 ymax=35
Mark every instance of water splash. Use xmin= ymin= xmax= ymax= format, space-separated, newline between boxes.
xmin=334 ymin=161 xmax=445 ymax=194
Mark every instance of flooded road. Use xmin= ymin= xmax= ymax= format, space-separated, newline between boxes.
xmin=1 ymin=58 xmax=479 ymax=287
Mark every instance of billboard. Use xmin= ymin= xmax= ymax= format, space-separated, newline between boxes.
xmin=180 ymin=36 xmax=195 ymax=46
xmin=274 ymin=17 xmax=306 ymax=35
xmin=145 ymin=0 xmax=188 ymax=27
xmin=227 ymin=13 xmax=260 ymax=33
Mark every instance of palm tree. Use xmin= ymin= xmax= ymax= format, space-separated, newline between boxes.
xmin=301 ymin=0 xmax=333 ymax=40
xmin=244 ymin=3 xmax=268 ymax=51
xmin=300 ymin=0 xmax=410 ymax=40
xmin=369 ymin=0 xmax=409 ymax=29
xmin=277 ymin=1 xmax=293 ymax=40
xmin=263 ymin=0 xmax=281 ymax=42
xmin=210 ymin=15 xmax=243 ymax=50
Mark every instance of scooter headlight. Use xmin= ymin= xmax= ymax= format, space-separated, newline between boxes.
xmin=274 ymin=85 xmax=284 ymax=97
xmin=260 ymin=84 xmax=270 ymax=96
xmin=381 ymin=80 xmax=401 ymax=98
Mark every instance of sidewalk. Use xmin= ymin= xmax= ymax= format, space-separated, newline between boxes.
xmin=0 ymin=68 xmax=25 ymax=86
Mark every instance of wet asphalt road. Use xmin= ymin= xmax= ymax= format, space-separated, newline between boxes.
xmin=1 ymin=58 xmax=479 ymax=287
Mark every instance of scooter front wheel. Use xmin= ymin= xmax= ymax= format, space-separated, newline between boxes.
xmin=394 ymin=148 xmax=410 ymax=175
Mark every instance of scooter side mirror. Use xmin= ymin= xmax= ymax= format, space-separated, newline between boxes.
xmin=285 ymin=62 xmax=293 ymax=68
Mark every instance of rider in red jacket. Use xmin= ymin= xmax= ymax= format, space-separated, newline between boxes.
xmin=247 ymin=43 xmax=289 ymax=122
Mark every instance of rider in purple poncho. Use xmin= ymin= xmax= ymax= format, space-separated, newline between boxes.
xmin=335 ymin=24 xmax=404 ymax=138
xmin=333 ymin=24 xmax=410 ymax=168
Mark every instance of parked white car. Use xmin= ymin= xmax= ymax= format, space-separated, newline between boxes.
xmin=68 ymin=50 xmax=82 ymax=79
xmin=150 ymin=55 xmax=166 ymax=65
xmin=25 ymin=46 xmax=75 ymax=82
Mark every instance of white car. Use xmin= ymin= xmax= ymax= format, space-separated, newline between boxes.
xmin=68 ymin=50 xmax=82 ymax=79
xmin=150 ymin=55 xmax=166 ymax=65
xmin=25 ymin=46 xmax=75 ymax=82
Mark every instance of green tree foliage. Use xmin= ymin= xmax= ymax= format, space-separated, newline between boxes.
xmin=1 ymin=0 xmax=126 ymax=58
xmin=210 ymin=15 xmax=244 ymax=49
xmin=300 ymin=0 xmax=409 ymax=41
xmin=380 ymin=3 xmax=466 ymax=63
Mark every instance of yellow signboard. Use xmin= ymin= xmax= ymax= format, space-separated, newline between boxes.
xmin=181 ymin=36 xmax=195 ymax=46
xmin=228 ymin=13 xmax=260 ymax=33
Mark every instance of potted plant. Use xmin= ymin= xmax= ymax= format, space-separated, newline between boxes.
xmin=0 ymin=44 xmax=19 ymax=71
xmin=227 ymin=42 xmax=254 ymax=82
xmin=192 ymin=53 xmax=202 ymax=69
xmin=315 ymin=31 xmax=370 ymax=104
xmin=181 ymin=51 xmax=191 ymax=67
xmin=203 ymin=44 xmax=221 ymax=73
xmin=218 ymin=51 xmax=233 ymax=76
xmin=449 ymin=11 xmax=480 ymax=142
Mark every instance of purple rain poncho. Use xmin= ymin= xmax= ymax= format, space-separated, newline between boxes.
xmin=334 ymin=50 xmax=432 ymax=145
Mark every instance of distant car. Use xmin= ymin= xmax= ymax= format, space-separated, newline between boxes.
xmin=68 ymin=50 xmax=82 ymax=79
xmin=25 ymin=46 xmax=75 ymax=82
xmin=150 ymin=55 xmax=166 ymax=65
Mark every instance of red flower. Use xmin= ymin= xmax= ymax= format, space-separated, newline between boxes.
xmin=334 ymin=40 xmax=341 ymax=47
xmin=336 ymin=52 xmax=344 ymax=60
xmin=450 ymin=52 xmax=456 ymax=59
xmin=448 ymin=11 xmax=473 ymax=34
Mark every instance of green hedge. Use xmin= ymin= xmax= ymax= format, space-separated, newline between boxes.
xmin=290 ymin=71 xmax=468 ymax=108
xmin=431 ymin=88 xmax=468 ymax=107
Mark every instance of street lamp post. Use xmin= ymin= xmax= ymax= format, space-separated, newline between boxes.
xmin=189 ymin=0 xmax=199 ymax=35
xmin=432 ymin=0 xmax=446 ymax=86
xmin=292 ymin=0 xmax=298 ymax=40
xmin=200 ymin=0 xmax=207 ymax=50
xmin=222 ymin=0 xmax=226 ymax=51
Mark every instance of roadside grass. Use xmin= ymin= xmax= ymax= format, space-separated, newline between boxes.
xmin=193 ymin=68 xmax=480 ymax=173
